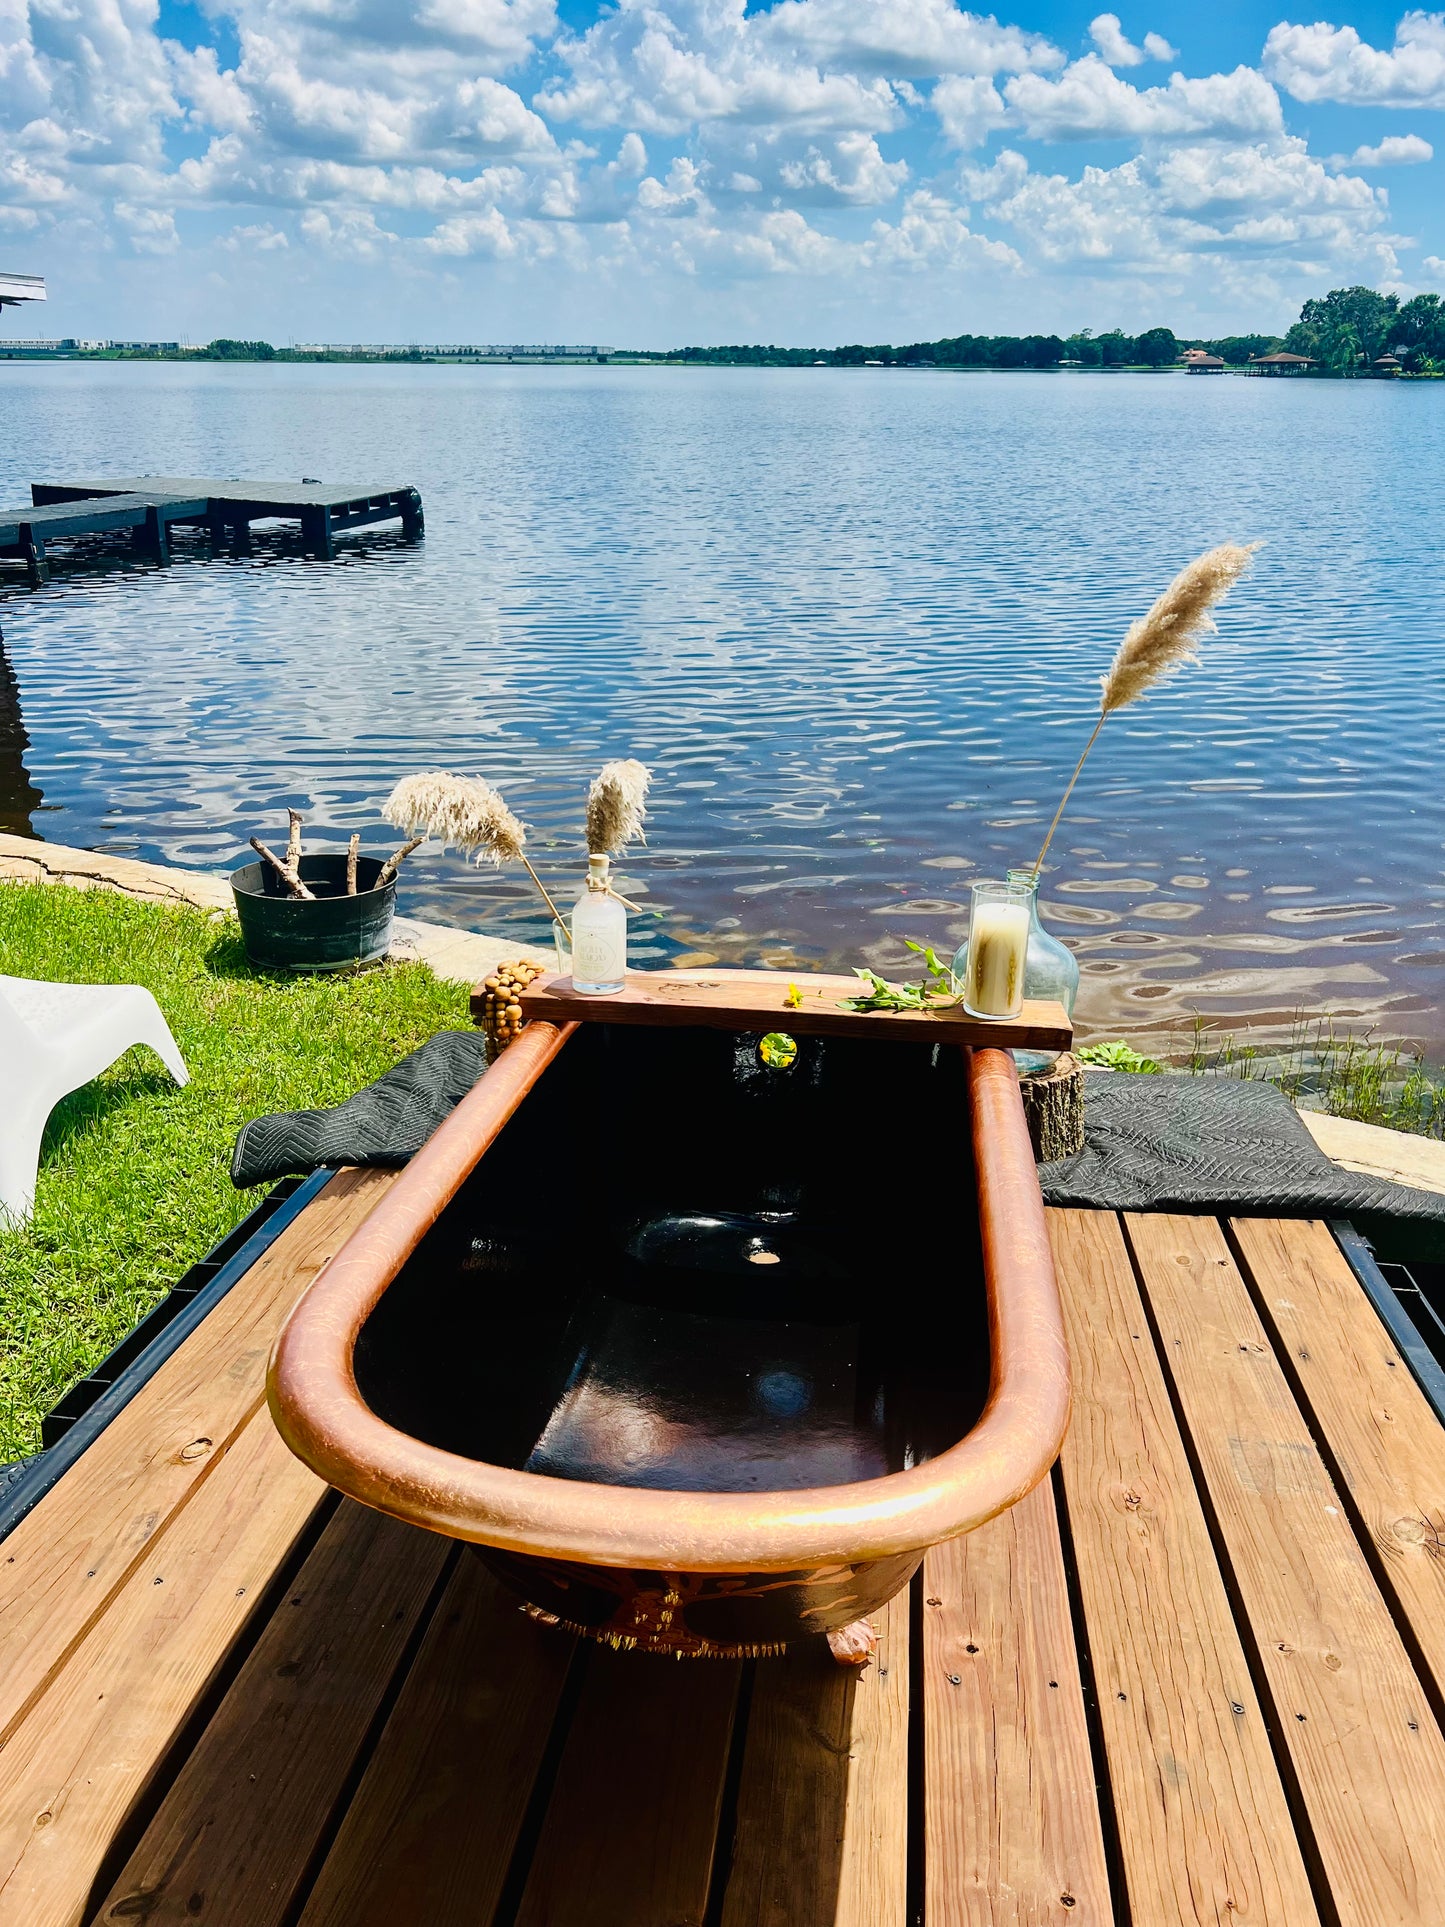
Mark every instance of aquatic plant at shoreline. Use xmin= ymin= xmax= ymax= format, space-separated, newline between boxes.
xmin=1081 ymin=1015 xmax=1445 ymax=1140
xmin=1031 ymin=542 xmax=1258 ymax=875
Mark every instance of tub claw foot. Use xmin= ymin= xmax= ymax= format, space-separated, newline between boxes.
xmin=827 ymin=1618 xmax=878 ymax=1668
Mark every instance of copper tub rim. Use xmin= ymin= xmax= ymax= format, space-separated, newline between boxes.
xmin=267 ymin=1019 xmax=1071 ymax=1574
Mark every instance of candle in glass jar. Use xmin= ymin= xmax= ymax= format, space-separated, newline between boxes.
xmin=963 ymin=882 xmax=1031 ymax=1020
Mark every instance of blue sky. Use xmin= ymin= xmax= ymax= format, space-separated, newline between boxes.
xmin=2 ymin=0 xmax=1442 ymax=345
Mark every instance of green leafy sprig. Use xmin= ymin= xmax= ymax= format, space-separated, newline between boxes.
xmin=841 ymin=940 xmax=961 ymax=1013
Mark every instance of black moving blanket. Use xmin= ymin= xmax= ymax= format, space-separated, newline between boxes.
xmin=1040 ymin=1069 xmax=1445 ymax=1226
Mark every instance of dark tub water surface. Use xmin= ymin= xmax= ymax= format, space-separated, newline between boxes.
xmin=1 ymin=361 xmax=1441 ymax=1052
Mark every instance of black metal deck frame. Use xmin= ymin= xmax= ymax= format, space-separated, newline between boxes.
xmin=0 ymin=1169 xmax=334 ymax=1541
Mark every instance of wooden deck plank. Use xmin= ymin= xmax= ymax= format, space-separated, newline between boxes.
xmin=0 ymin=1407 xmax=325 ymax=1927
xmin=1229 ymin=1216 xmax=1445 ymax=1706
xmin=1049 ymin=1209 xmax=1320 ymax=1927
xmin=1127 ymin=1211 xmax=1445 ymax=1927
xmin=297 ymin=1558 xmax=574 ymax=1927
xmin=93 ymin=1503 xmax=450 ymax=1927
xmin=718 ymin=1587 xmax=910 ymax=1927
xmin=515 ymin=1642 xmax=740 ymax=1927
xmin=0 ymin=1168 xmax=394 ymax=1745
xmin=923 ymin=1477 xmax=1112 ymax=1927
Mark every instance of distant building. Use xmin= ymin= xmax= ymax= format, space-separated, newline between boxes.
xmin=0 ymin=272 xmax=45 ymax=311
xmin=293 ymin=342 xmax=612 ymax=359
xmin=1372 ymin=354 xmax=1402 ymax=378
xmin=1184 ymin=352 xmax=1226 ymax=373
xmin=1247 ymin=351 xmax=1315 ymax=376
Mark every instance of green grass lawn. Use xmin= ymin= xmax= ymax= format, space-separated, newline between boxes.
xmin=0 ymin=881 xmax=469 ymax=1461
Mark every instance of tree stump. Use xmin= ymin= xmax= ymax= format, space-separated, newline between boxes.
xmin=1019 ymin=1052 xmax=1084 ymax=1162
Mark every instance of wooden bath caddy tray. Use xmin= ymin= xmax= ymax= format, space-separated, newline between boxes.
xmin=503 ymin=967 xmax=1072 ymax=1051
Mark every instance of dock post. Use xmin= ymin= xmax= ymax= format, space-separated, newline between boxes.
xmin=400 ymin=489 xmax=425 ymax=542
xmin=207 ymin=511 xmax=227 ymax=554
xmin=136 ymin=504 xmax=170 ymax=566
xmin=17 ymin=525 xmax=49 ymax=588
xmin=230 ymin=520 xmax=252 ymax=559
xmin=301 ymin=505 xmax=334 ymax=559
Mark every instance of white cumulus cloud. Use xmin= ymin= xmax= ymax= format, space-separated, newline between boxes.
xmin=1087 ymin=15 xmax=1177 ymax=67
xmin=765 ymin=0 xmax=1061 ymax=78
xmin=961 ymin=136 xmax=1397 ymax=279
xmin=1264 ymin=11 xmax=1445 ymax=109
xmin=1004 ymin=56 xmax=1283 ymax=142
xmin=1332 ymin=132 xmax=1434 ymax=165
xmin=536 ymin=0 xmax=903 ymax=135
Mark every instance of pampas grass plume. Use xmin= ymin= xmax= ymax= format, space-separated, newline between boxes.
xmin=586 ymin=759 xmax=651 ymax=855
xmin=1100 ymin=541 xmax=1257 ymax=716
xmin=385 ymin=771 xmax=527 ymax=867
xmin=1032 ymin=541 xmax=1258 ymax=874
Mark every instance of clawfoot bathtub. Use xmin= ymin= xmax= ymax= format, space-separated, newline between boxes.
xmin=269 ymin=998 xmax=1070 ymax=1658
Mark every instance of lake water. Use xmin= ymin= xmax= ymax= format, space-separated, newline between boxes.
xmin=1 ymin=362 xmax=1442 ymax=1056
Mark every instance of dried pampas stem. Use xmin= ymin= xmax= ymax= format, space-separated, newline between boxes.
xmin=587 ymin=759 xmax=651 ymax=856
xmin=1031 ymin=542 xmax=1257 ymax=876
xmin=345 ymin=833 xmax=359 ymax=896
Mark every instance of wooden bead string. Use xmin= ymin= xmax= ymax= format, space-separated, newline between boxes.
xmin=479 ymin=959 xmax=544 ymax=1062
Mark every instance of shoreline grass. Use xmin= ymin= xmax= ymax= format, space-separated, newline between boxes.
xmin=0 ymin=882 xmax=468 ymax=1461
xmin=1081 ymin=1015 xmax=1445 ymax=1140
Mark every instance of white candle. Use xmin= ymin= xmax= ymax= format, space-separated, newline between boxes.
xmin=965 ymin=898 xmax=1029 ymax=1018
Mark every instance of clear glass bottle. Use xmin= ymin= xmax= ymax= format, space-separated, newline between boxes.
xmin=571 ymin=854 xmax=627 ymax=994
xmin=952 ymin=867 xmax=1080 ymax=1072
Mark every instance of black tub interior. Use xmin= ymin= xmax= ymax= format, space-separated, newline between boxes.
xmin=354 ymin=1024 xmax=992 ymax=1494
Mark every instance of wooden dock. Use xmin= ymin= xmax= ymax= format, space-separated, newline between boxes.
xmin=24 ymin=475 xmax=424 ymax=566
xmin=2 ymin=1188 xmax=1445 ymax=1923
xmin=0 ymin=491 xmax=209 ymax=587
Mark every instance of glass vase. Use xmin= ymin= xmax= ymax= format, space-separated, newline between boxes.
xmin=951 ymin=867 xmax=1079 ymax=1074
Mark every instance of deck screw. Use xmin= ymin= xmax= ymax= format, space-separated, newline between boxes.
xmin=1117 ymin=1692 xmax=1127 ymax=1701
xmin=1231 ymin=1702 xmax=1245 ymax=1716
xmin=1061 ymin=1896 xmax=1076 ymax=1909
xmin=965 ymin=1643 xmax=979 ymax=1654
xmin=1409 ymin=1720 xmax=1420 ymax=1731
xmin=1049 ymin=1681 xmax=1059 ymax=1689
xmin=947 ymin=1673 xmax=962 ymax=1686
xmin=1296 ymin=1712 xmax=1307 ymax=1722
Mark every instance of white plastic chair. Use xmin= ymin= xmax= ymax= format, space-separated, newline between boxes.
xmin=0 ymin=974 xmax=189 ymax=1224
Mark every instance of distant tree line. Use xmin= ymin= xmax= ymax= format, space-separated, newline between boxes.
xmin=204 ymin=338 xmax=277 ymax=359
xmin=65 ymin=289 xmax=1445 ymax=374
xmin=662 ymin=286 xmax=1445 ymax=375
xmin=665 ymin=326 xmax=1226 ymax=369
xmin=1283 ymin=286 xmax=1445 ymax=374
